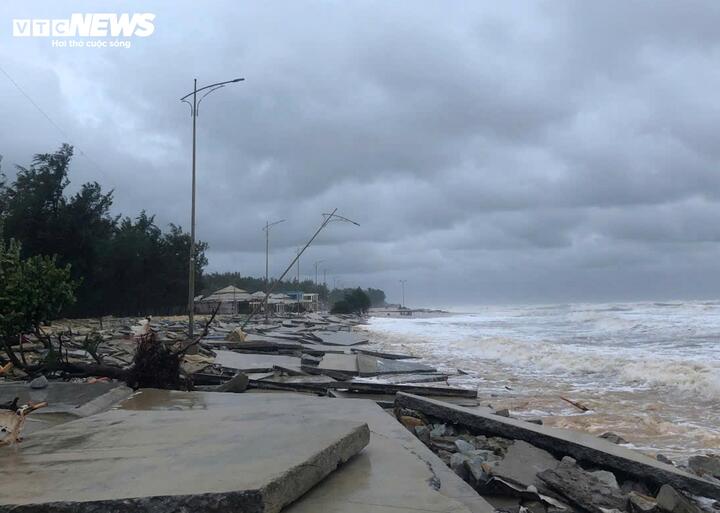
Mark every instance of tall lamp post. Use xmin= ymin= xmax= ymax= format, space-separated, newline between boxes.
xmin=263 ymin=219 xmax=286 ymax=322
xmin=399 ymin=279 xmax=407 ymax=309
xmin=180 ymin=77 xmax=244 ymax=338
xmin=314 ymin=260 xmax=325 ymax=286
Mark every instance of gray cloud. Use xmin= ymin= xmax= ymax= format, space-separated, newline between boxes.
xmin=2 ymin=0 xmax=720 ymax=307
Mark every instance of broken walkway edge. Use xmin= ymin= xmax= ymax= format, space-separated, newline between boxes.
xmin=395 ymin=393 xmax=720 ymax=500
xmin=247 ymin=379 xmax=477 ymax=398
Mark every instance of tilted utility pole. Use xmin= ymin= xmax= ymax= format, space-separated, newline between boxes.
xmin=241 ymin=209 xmax=359 ymax=329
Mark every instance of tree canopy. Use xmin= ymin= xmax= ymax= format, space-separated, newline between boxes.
xmin=330 ymin=288 xmax=372 ymax=314
xmin=0 ymin=145 xmax=206 ymax=317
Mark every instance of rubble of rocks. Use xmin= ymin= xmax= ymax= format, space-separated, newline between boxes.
xmin=394 ymin=401 xmax=720 ymax=513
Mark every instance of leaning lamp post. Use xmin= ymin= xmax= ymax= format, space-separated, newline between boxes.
xmin=180 ymin=77 xmax=244 ymax=338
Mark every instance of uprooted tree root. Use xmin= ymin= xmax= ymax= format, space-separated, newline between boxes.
xmin=126 ymin=332 xmax=183 ymax=389
xmin=1 ymin=305 xmax=220 ymax=392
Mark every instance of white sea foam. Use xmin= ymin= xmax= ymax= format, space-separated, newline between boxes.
xmin=367 ymin=301 xmax=720 ymax=398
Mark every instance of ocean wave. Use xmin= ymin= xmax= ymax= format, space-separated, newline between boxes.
xmin=441 ymin=336 xmax=720 ymax=398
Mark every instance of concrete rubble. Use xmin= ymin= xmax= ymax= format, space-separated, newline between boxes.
xmin=393 ymin=393 xmax=720 ymax=513
xmin=3 ymin=312 xmax=720 ymax=513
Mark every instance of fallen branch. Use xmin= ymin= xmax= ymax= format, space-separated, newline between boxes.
xmin=559 ymin=395 xmax=589 ymax=412
xmin=0 ymin=362 xmax=12 ymax=376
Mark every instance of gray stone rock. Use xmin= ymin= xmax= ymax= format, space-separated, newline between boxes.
xmin=455 ymin=439 xmax=476 ymax=455
xmin=430 ymin=436 xmax=458 ymax=453
xmin=466 ymin=456 xmax=491 ymax=488
xmin=526 ymin=418 xmax=544 ymax=425
xmin=629 ymin=491 xmax=658 ymax=513
xmin=657 ymin=454 xmax=674 ymax=466
xmin=599 ymin=432 xmax=628 ymax=445
xmin=215 ymin=372 xmax=249 ymax=393
xmin=656 ymin=485 xmax=701 ymax=513
xmin=523 ymin=500 xmax=547 ymax=513
xmin=450 ymin=452 xmax=470 ymax=481
xmin=430 ymin=423 xmax=449 ymax=437
xmin=475 ymin=434 xmax=514 ymax=456
xmin=29 ymin=375 xmax=48 ymax=390
xmin=489 ymin=440 xmax=560 ymax=489
xmin=590 ymin=470 xmax=620 ymax=489
xmin=395 ymin=393 xmax=720 ymax=500
xmin=468 ymin=448 xmax=499 ymax=462
xmin=436 ymin=449 xmax=453 ymax=465
xmin=495 ymin=408 xmax=511 ymax=417
xmin=414 ymin=425 xmax=431 ymax=446
xmin=537 ymin=460 xmax=627 ymax=513
xmin=689 ymin=455 xmax=720 ymax=480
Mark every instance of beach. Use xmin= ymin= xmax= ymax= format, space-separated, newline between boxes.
xmin=364 ymin=301 xmax=720 ymax=462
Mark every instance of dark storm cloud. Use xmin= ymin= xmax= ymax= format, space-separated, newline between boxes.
xmin=2 ymin=0 xmax=720 ymax=306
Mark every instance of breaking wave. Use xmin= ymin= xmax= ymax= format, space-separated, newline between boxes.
xmin=367 ymin=302 xmax=720 ymax=399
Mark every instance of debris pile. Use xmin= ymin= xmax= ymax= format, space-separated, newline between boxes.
xmin=3 ymin=312 xmax=720 ymax=513
xmin=394 ymin=393 xmax=720 ymax=513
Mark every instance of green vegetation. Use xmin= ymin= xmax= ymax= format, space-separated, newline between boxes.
xmin=0 ymin=145 xmax=205 ymax=317
xmin=330 ymin=288 xmax=372 ymax=314
xmin=0 ymin=236 xmax=77 ymax=366
xmin=0 ymin=145 xmax=385 ymax=321
xmin=201 ymin=272 xmax=329 ymax=298
xmin=329 ymin=287 xmax=385 ymax=308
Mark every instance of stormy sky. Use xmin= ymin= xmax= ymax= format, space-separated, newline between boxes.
xmin=2 ymin=1 xmax=720 ymax=308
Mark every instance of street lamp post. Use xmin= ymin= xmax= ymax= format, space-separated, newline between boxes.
xmin=314 ymin=260 xmax=325 ymax=286
xmin=399 ymin=279 xmax=407 ymax=309
xmin=180 ymin=77 xmax=244 ymax=339
xmin=263 ymin=219 xmax=285 ymax=322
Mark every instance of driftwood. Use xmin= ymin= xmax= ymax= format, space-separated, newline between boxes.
xmin=0 ymin=400 xmax=48 ymax=447
xmin=559 ymin=395 xmax=589 ymax=412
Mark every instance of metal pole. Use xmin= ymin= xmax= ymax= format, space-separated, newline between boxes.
xmin=188 ymin=78 xmax=197 ymax=339
xmin=296 ymin=248 xmax=301 ymax=313
xmin=180 ymin=76 xmax=244 ymax=339
xmin=265 ymin=220 xmax=269 ymax=322
xmin=399 ymin=279 xmax=407 ymax=308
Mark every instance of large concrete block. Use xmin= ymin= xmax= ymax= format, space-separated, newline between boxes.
xmin=396 ymin=393 xmax=720 ymax=500
xmin=0 ymin=408 xmax=369 ymax=512
xmin=119 ymin=389 xmax=493 ymax=513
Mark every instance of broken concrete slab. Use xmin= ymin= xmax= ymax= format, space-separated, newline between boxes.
xmin=0 ymin=407 xmax=369 ymax=513
xmin=395 ymin=393 xmax=720 ymax=500
xmin=306 ymin=353 xmax=359 ymax=378
xmin=330 ymin=381 xmax=477 ymax=398
xmin=688 ymin=455 xmax=720 ymax=480
xmin=215 ymin=372 xmax=249 ymax=393
xmin=0 ymin=382 xmax=132 ymax=418
xmin=357 ymin=354 xmax=436 ymax=376
xmin=488 ymin=440 xmax=560 ymax=489
xmin=656 ymin=485 xmax=702 ymax=513
xmin=300 ymin=344 xmax=353 ymax=356
xmin=311 ymin=331 xmax=369 ymax=346
xmin=351 ymin=347 xmax=420 ymax=360
xmin=213 ymin=350 xmax=301 ymax=373
xmin=537 ymin=457 xmax=627 ymax=513
xmin=330 ymin=390 xmax=481 ymax=408
xmin=119 ymin=389 xmax=493 ymax=513
xmin=356 ymin=372 xmax=450 ymax=384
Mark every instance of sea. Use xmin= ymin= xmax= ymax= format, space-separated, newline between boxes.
xmin=364 ymin=301 xmax=720 ymax=461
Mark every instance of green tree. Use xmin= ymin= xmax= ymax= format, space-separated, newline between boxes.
xmin=0 ymin=145 xmax=207 ymax=317
xmin=330 ymin=287 xmax=371 ymax=314
xmin=0 ymin=236 xmax=77 ymax=366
